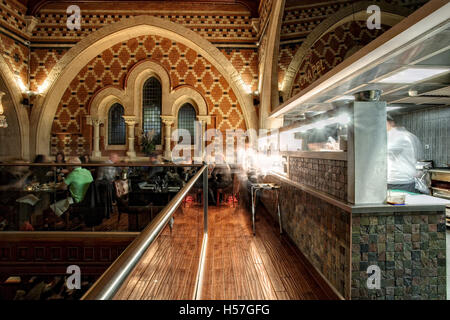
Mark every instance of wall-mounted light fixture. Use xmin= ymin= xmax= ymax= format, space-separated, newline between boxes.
xmin=278 ymin=90 xmax=285 ymax=104
xmin=16 ymin=76 xmax=49 ymax=97
xmin=0 ymin=92 xmax=8 ymax=128
xmin=16 ymin=76 xmax=41 ymax=107
xmin=252 ymin=90 xmax=260 ymax=106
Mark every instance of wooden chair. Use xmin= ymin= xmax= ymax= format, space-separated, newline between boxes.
xmin=116 ymin=195 xmax=154 ymax=231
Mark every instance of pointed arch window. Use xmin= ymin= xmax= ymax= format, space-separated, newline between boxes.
xmin=108 ymin=103 xmax=126 ymax=145
xmin=143 ymin=77 xmax=162 ymax=144
xmin=178 ymin=103 xmax=197 ymax=144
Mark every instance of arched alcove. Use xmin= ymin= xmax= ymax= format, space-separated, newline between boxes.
xmin=31 ymin=16 xmax=257 ymax=156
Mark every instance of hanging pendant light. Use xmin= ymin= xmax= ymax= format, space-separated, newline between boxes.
xmin=0 ymin=92 xmax=8 ymax=128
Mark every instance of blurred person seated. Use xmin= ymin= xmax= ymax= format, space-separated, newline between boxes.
xmin=0 ymin=160 xmax=31 ymax=191
xmin=51 ymin=157 xmax=94 ymax=222
xmin=62 ymin=157 xmax=94 ymax=204
xmin=148 ymin=152 xmax=164 ymax=180
xmin=208 ymin=153 xmax=232 ymax=205
xmin=0 ymin=161 xmax=32 ymax=231
xmin=97 ymin=153 xmax=120 ymax=181
xmin=79 ymin=154 xmax=90 ymax=164
xmin=55 ymin=152 xmax=69 ymax=180
xmin=174 ymin=155 xmax=194 ymax=182
xmin=29 ymin=154 xmax=52 ymax=184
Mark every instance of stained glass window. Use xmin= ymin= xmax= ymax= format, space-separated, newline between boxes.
xmin=178 ymin=103 xmax=196 ymax=144
xmin=108 ymin=103 xmax=126 ymax=145
xmin=143 ymin=77 xmax=162 ymax=144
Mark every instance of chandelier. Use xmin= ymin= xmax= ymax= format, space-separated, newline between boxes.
xmin=0 ymin=92 xmax=7 ymax=128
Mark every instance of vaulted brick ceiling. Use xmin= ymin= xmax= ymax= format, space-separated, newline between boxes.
xmin=24 ymin=0 xmax=261 ymax=17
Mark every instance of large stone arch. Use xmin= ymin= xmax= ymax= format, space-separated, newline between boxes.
xmin=0 ymin=55 xmax=30 ymax=160
xmin=31 ymin=15 xmax=257 ymax=156
xmin=280 ymin=1 xmax=409 ymax=100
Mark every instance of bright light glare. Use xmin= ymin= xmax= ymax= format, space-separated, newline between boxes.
xmin=378 ymin=67 xmax=449 ymax=84
xmin=291 ymin=113 xmax=350 ymax=133
xmin=387 ymin=106 xmax=404 ymax=111
xmin=16 ymin=77 xmax=28 ymax=92
xmin=335 ymin=114 xmax=351 ymax=125
xmin=254 ymin=153 xmax=285 ymax=176
xmin=38 ymin=80 xmax=49 ymax=94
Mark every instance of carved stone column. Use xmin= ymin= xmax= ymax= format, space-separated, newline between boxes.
xmin=196 ymin=115 xmax=211 ymax=159
xmin=161 ymin=116 xmax=175 ymax=160
xmin=123 ymin=116 xmax=137 ymax=159
xmin=0 ymin=92 xmax=7 ymax=128
xmin=87 ymin=116 xmax=104 ymax=159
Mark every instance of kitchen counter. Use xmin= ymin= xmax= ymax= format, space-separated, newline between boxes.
xmin=270 ymin=172 xmax=449 ymax=214
xmin=260 ymin=172 xmax=447 ymax=300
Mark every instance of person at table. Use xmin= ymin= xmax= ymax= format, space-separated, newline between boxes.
xmin=387 ymin=115 xmax=422 ymax=193
xmin=97 ymin=153 xmax=120 ymax=182
xmin=79 ymin=154 xmax=90 ymax=164
xmin=55 ymin=152 xmax=69 ymax=180
xmin=51 ymin=157 xmax=93 ymax=227
xmin=0 ymin=160 xmax=31 ymax=191
xmin=30 ymin=154 xmax=52 ymax=184
xmin=148 ymin=152 xmax=164 ymax=180
xmin=62 ymin=157 xmax=94 ymax=204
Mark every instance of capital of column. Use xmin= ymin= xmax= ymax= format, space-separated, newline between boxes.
xmin=196 ymin=115 xmax=211 ymax=125
xmin=161 ymin=115 xmax=176 ymax=126
xmin=86 ymin=116 xmax=104 ymax=126
xmin=122 ymin=116 xmax=137 ymax=126
xmin=24 ymin=16 xmax=39 ymax=34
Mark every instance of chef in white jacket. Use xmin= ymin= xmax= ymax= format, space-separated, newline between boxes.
xmin=387 ymin=115 xmax=422 ymax=193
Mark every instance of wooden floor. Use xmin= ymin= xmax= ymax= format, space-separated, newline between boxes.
xmin=114 ymin=201 xmax=337 ymax=300
xmin=114 ymin=204 xmax=203 ymax=300
xmin=80 ymin=210 xmax=129 ymax=232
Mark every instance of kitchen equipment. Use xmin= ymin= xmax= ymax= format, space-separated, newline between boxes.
xmin=332 ymin=99 xmax=353 ymax=109
xmin=304 ymin=111 xmax=318 ymax=119
xmin=429 ymin=168 xmax=450 ymax=226
xmin=387 ymin=194 xmax=406 ymax=205
xmin=353 ymin=90 xmax=382 ymax=102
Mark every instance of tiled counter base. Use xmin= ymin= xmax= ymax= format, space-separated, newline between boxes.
xmin=261 ymin=174 xmax=446 ymax=300
xmin=352 ymin=211 xmax=446 ymax=300
xmin=261 ymin=174 xmax=352 ymax=299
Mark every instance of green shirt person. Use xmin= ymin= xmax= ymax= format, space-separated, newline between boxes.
xmin=63 ymin=157 xmax=93 ymax=203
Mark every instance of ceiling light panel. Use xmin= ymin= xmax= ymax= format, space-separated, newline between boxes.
xmin=378 ymin=67 xmax=450 ymax=84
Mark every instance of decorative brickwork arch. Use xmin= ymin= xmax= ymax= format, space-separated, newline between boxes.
xmin=0 ymin=55 xmax=30 ymax=160
xmin=89 ymin=86 xmax=128 ymax=120
xmin=125 ymin=59 xmax=171 ymax=120
xmin=168 ymin=86 xmax=208 ymax=118
xmin=280 ymin=1 xmax=408 ymax=100
xmin=31 ymin=15 xmax=257 ymax=156
xmin=87 ymin=60 xmax=209 ymax=156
